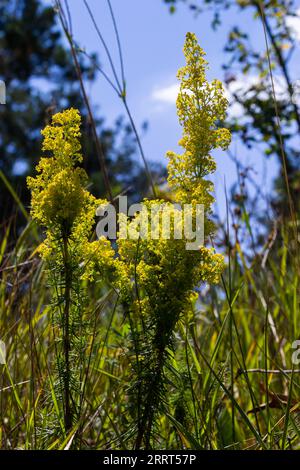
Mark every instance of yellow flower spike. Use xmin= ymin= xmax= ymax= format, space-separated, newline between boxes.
xmin=27 ymin=108 xmax=114 ymax=279
xmin=116 ymin=34 xmax=230 ymax=318
xmin=114 ymin=35 xmax=230 ymax=448
xmin=27 ymin=108 xmax=116 ymax=433
xmin=167 ymin=32 xmax=231 ymax=206
xmin=41 ymin=108 xmax=82 ymax=165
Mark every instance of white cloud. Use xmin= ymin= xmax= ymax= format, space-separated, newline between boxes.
xmin=151 ymin=83 xmax=179 ymax=105
xmin=286 ymin=8 xmax=300 ymax=42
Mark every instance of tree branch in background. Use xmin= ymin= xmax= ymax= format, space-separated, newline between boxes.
xmin=82 ymin=0 xmax=157 ymax=197
xmin=55 ymin=0 xmax=114 ymax=203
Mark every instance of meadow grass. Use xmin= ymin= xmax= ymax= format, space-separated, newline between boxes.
xmin=0 ymin=182 xmax=299 ymax=450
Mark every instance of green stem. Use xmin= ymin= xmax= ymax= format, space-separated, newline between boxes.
xmin=63 ymin=236 xmax=72 ymax=432
xmin=135 ymin=348 xmax=165 ymax=450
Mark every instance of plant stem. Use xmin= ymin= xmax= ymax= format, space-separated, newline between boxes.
xmin=135 ymin=345 xmax=165 ymax=450
xmin=63 ymin=236 xmax=72 ymax=432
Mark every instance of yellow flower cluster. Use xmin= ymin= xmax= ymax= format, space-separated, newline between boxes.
xmin=117 ymin=200 xmax=224 ymax=320
xmin=115 ymin=35 xmax=231 ymax=439
xmin=167 ymin=32 xmax=231 ymax=207
xmin=28 ymin=32 xmax=228 ymax=315
xmin=117 ymin=33 xmax=228 ymax=318
xmin=27 ymin=108 xmax=114 ymax=280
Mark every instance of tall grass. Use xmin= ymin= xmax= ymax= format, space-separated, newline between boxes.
xmin=0 ymin=176 xmax=299 ymax=449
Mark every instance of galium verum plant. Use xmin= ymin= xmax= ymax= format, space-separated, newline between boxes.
xmin=27 ymin=108 xmax=114 ymax=436
xmin=116 ymin=33 xmax=231 ymax=449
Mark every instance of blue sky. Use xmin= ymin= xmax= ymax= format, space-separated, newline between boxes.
xmin=54 ymin=0 xmax=300 ymax=219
